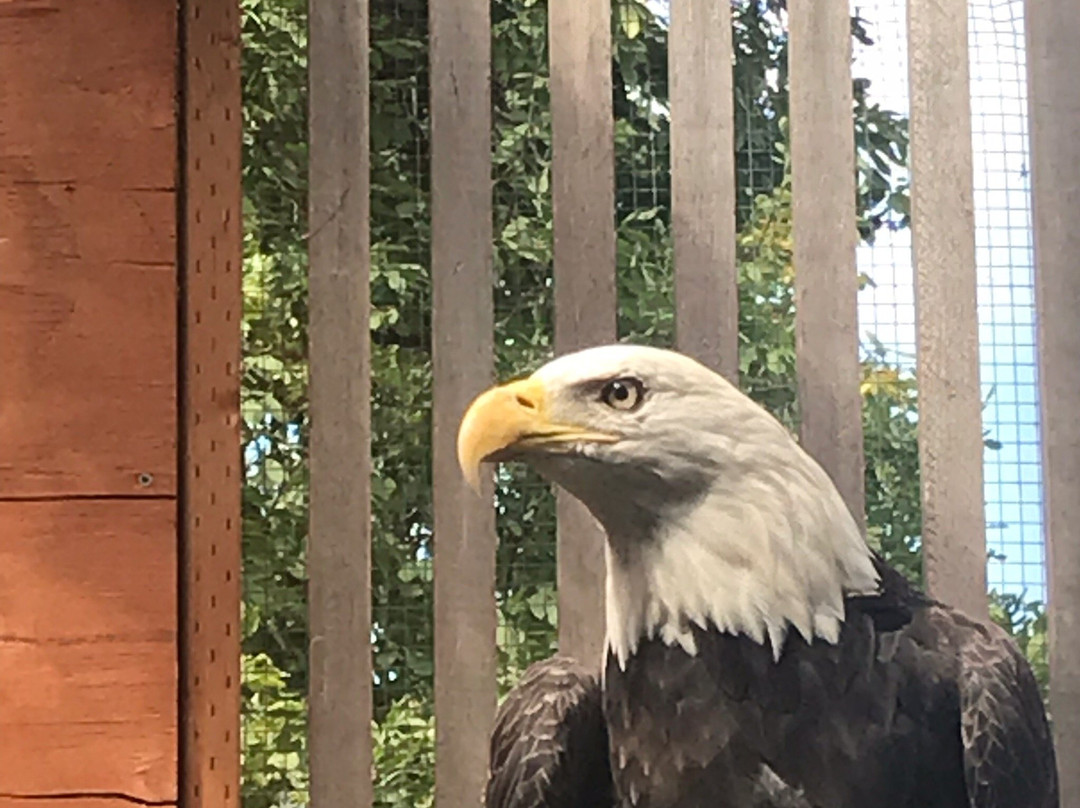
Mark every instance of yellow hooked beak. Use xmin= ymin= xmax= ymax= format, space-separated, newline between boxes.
xmin=456 ymin=376 xmax=619 ymax=494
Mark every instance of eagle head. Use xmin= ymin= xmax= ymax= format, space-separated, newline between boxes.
xmin=457 ymin=344 xmax=879 ymax=666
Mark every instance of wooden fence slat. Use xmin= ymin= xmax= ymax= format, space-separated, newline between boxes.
xmin=788 ymin=0 xmax=866 ymax=529
xmin=907 ymin=0 xmax=988 ymax=618
xmin=1026 ymin=0 xmax=1080 ymax=798
xmin=307 ymin=0 xmax=373 ymax=805
xmin=181 ymin=2 xmax=244 ymax=807
xmin=670 ymin=0 xmax=738 ymax=382
xmin=430 ymin=0 xmax=498 ymax=803
xmin=549 ymin=0 xmax=617 ymax=667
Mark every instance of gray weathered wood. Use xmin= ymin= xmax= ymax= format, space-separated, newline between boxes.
xmin=307 ymin=0 xmax=373 ymax=805
xmin=430 ymin=0 xmax=498 ymax=804
xmin=670 ymin=0 xmax=738 ymax=382
xmin=907 ymin=0 xmax=988 ymax=619
xmin=788 ymin=0 xmax=866 ymax=530
xmin=1026 ymin=0 xmax=1080 ymax=800
xmin=549 ymin=0 xmax=616 ymax=667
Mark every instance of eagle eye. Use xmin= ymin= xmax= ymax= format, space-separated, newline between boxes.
xmin=600 ymin=377 xmax=645 ymax=411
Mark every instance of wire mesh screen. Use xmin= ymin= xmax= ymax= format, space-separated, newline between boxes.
xmin=491 ymin=0 xmax=559 ymax=695
xmin=733 ymin=3 xmax=787 ymax=222
xmin=968 ymin=0 xmax=1044 ymax=604
xmin=850 ymin=1 xmax=922 ymax=582
xmin=731 ymin=1 xmax=795 ymax=425
xmin=853 ymin=0 xmax=914 ymax=364
xmin=614 ymin=0 xmax=673 ymax=344
xmin=367 ymin=0 xmax=438 ymax=802
xmin=368 ymin=0 xmax=433 ymax=717
xmin=240 ymin=1 xmax=310 ymax=804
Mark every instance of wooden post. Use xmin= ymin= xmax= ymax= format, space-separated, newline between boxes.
xmin=907 ymin=0 xmax=988 ymax=618
xmin=307 ymin=0 xmax=373 ymax=805
xmin=788 ymin=0 xmax=866 ymax=529
xmin=549 ymin=0 xmax=617 ymax=667
xmin=1026 ymin=0 xmax=1080 ymax=799
xmin=181 ymin=2 xmax=244 ymax=808
xmin=670 ymin=0 xmax=739 ymax=382
xmin=430 ymin=0 xmax=498 ymax=804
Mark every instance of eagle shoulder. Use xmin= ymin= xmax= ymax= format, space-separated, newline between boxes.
xmin=948 ymin=609 xmax=1059 ymax=808
xmin=859 ymin=560 xmax=1058 ymax=808
xmin=486 ymin=655 xmax=612 ymax=808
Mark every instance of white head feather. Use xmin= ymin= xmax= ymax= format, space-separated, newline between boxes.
xmin=525 ymin=344 xmax=880 ymax=669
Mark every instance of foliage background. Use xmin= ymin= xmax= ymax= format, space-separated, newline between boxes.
xmin=238 ymin=1 xmax=1049 ymax=806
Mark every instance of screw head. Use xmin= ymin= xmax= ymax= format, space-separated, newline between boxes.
xmin=137 ymin=472 xmax=155 ymax=487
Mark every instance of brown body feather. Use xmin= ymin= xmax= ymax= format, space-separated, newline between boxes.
xmin=487 ymin=558 xmax=1058 ymax=808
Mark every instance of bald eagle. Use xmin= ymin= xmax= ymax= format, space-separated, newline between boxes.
xmin=457 ymin=345 xmax=1058 ymax=808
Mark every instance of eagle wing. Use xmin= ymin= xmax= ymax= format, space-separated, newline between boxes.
xmin=958 ymin=622 xmax=1058 ymax=808
xmin=486 ymin=655 xmax=613 ymax=808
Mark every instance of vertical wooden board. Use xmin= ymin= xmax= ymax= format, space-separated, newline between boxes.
xmin=670 ymin=0 xmax=738 ymax=382
xmin=907 ymin=0 xmax=988 ymax=618
xmin=0 ymin=0 xmax=177 ymax=498
xmin=549 ymin=0 xmax=617 ymax=667
xmin=181 ymin=2 xmax=243 ymax=808
xmin=1026 ymin=0 xmax=1080 ymax=798
xmin=0 ymin=500 xmax=177 ymax=801
xmin=307 ymin=1 xmax=373 ymax=807
xmin=787 ymin=0 xmax=865 ymax=530
xmin=431 ymin=1 xmax=498 ymax=805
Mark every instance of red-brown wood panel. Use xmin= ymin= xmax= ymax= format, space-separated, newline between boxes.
xmin=0 ymin=0 xmax=178 ymax=498
xmin=0 ymin=499 xmax=177 ymax=801
xmin=0 ymin=0 xmax=180 ymax=803
xmin=0 ymin=800 xmax=144 ymax=808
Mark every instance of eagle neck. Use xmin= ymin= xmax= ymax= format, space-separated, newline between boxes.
xmin=603 ymin=482 xmax=879 ymax=671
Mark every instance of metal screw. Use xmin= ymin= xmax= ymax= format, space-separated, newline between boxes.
xmin=137 ymin=472 xmax=155 ymax=488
